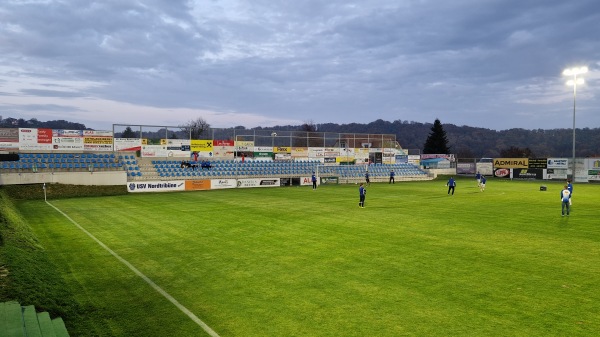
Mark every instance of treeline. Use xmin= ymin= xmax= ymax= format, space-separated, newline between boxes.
xmin=2 ymin=117 xmax=599 ymax=158
xmin=0 ymin=117 xmax=87 ymax=131
xmin=264 ymin=119 xmax=600 ymax=158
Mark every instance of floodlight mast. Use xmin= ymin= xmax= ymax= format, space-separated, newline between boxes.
xmin=563 ymin=66 xmax=588 ymax=182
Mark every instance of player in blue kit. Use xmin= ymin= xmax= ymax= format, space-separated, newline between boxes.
xmin=447 ymin=177 xmax=456 ymax=195
xmin=359 ymin=183 xmax=366 ymax=208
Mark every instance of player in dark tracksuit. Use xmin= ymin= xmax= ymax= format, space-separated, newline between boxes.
xmin=359 ymin=183 xmax=366 ymax=208
xmin=447 ymin=177 xmax=456 ymax=195
xmin=312 ymin=172 xmax=317 ymax=190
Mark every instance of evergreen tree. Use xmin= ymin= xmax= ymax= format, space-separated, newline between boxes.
xmin=121 ymin=126 xmax=138 ymax=138
xmin=423 ymin=119 xmax=450 ymax=154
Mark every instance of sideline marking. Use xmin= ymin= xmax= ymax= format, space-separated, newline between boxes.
xmin=46 ymin=201 xmax=221 ymax=337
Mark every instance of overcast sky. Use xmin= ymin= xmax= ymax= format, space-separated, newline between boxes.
xmin=1 ymin=0 xmax=599 ymax=131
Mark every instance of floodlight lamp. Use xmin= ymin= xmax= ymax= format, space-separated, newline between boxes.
xmin=271 ymin=132 xmax=277 ymax=137
xmin=563 ymin=69 xmax=572 ymax=76
xmin=566 ymin=79 xmax=584 ymax=86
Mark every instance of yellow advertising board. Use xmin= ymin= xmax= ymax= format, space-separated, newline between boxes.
xmin=493 ymin=158 xmax=529 ymax=168
xmin=191 ymin=140 xmax=213 ymax=152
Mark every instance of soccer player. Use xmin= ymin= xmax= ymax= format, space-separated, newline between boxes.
xmin=312 ymin=172 xmax=317 ymax=190
xmin=567 ymin=180 xmax=573 ymax=206
xmin=476 ymin=171 xmax=482 ymax=187
xmin=359 ymin=183 xmax=366 ymax=208
xmin=561 ymin=185 xmax=571 ymax=216
xmin=389 ymin=170 xmax=395 ymax=184
xmin=365 ymin=171 xmax=370 ymax=186
xmin=480 ymin=175 xmax=486 ymax=192
xmin=447 ymin=177 xmax=456 ymax=195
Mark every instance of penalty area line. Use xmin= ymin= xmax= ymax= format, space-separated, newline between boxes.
xmin=46 ymin=201 xmax=220 ymax=337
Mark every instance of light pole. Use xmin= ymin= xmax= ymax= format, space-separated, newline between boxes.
xmin=271 ymin=132 xmax=277 ymax=161
xmin=563 ymin=66 xmax=588 ymax=181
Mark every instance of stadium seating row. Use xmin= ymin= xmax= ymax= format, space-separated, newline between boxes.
xmin=149 ymin=160 xmax=426 ymax=179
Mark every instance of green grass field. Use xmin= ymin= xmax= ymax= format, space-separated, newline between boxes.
xmin=13 ymin=178 xmax=600 ymax=336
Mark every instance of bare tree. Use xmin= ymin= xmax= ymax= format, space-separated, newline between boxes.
xmin=180 ymin=117 xmax=211 ymax=140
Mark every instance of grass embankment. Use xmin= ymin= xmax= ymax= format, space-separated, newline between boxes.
xmin=0 ymin=184 xmax=127 ymax=336
xmin=3 ymin=178 xmax=600 ymax=336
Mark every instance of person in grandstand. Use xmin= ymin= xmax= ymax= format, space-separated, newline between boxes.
xmin=359 ymin=183 xmax=366 ymax=208
xmin=561 ymin=185 xmax=571 ymax=216
xmin=567 ymin=179 xmax=573 ymax=205
xmin=447 ymin=176 xmax=456 ymax=195
xmin=365 ymin=171 xmax=370 ymax=186
xmin=312 ymin=172 xmax=317 ymax=190
xmin=476 ymin=171 xmax=482 ymax=187
xmin=389 ymin=170 xmax=395 ymax=184
xmin=479 ymin=175 xmax=486 ymax=192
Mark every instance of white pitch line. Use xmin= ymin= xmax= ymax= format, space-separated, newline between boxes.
xmin=46 ymin=201 xmax=220 ymax=337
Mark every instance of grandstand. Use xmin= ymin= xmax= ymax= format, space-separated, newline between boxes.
xmin=0 ymin=126 xmax=432 ymax=186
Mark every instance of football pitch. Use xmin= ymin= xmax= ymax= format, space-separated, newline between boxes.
xmin=16 ymin=178 xmax=600 ymax=336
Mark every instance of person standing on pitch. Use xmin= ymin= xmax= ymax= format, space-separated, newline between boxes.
xmin=567 ymin=179 xmax=573 ymax=206
xmin=312 ymin=172 xmax=317 ymax=190
xmin=479 ymin=175 xmax=486 ymax=192
xmin=389 ymin=170 xmax=395 ymax=184
xmin=476 ymin=171 xmax=482 ymax=187
xmin=561 ymin=185 xmax=571 ymax=216
xmin=365 ymin=171 xmax=370 ymax=186
xmin=359 ymin=183 xmax=366 ymax=208
xmin=447 ymin=176 xmax=456 ymax=195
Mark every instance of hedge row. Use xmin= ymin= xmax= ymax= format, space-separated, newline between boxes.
xmin=1 ymin=183 xmax=127 ymax=200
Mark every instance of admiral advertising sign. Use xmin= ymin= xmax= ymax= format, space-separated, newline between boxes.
xmin=493 ymin=158 xmax=529 ymax=168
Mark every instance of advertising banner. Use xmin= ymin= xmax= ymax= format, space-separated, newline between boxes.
xmin=211 ymin=179 xmax=237 ymax=189
xmin=494 ymin=168 xmax=511 ymax=179
xmin=235 ymin=141 xmax=254 ymax=151
xmin=254 ymin=146 xmax=272 ymax=152
xmin=512 ymin=168 xmax=543 ymax=179
xmin=84 ymin=136 xmax=113 ymax=151
xmin=320 ymin=177 xmax=339 ymax=184
xmin=588 ymin=169 xmax=600 ymax=182
xmin=191 ymin=140 xmax=213 ymax=152
xmin=309 ymin=148 xmax=325 ymax=158
xmin=457 ymin=162 xmax=476 ymax=174
xmin=83 ymin=130 xmax=113 ymax=137
xmin=493 ymin=158 xmax=528 ymax=168
xmin=300 ymin=176 xmax=318 ymax=186
xmin=214 ymin=140 xmax=234 ymax=146
xmin=545 ymin=169 xmax=568 ymax=180
xmin=236 ymin=178 xmax=280 ymax=188
xmin=274 ymin=146 xmax=291 ymax=153
xmin=19 ymin=128 xmax=53 ymax=151
xmin=213 ymin=146 xmax=235 ymax=159
xmin=141 ymin=145 xmax=169 ymax=157
xmin=254 ymin=151 xmax=272 ymax=158
xmin=528 ymin=158 xmax=547 ymax=169
xmin=588 ymin=158 xmax=600 ymax=169
xmin=114 ymin=138 xmax=142 ymax=151
xmin=127 ymin=180 xmax=185 ymax=192
xmin=324 ymin=147 xmax=339 ymax=157
xmin=547 ymin=158 xmax=569 ymax=169
xmin=185 ymin=180 xmax=211 ymax=190
xmin=53 ymin=129 xmax=83 ymax=137
xmin=292 ymin=147 xmax=309 ymax=158
xmin=0 ymin=128 xmax=19 ymax=151
xmin=52 ymin=136 xmax=84 ymax=151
